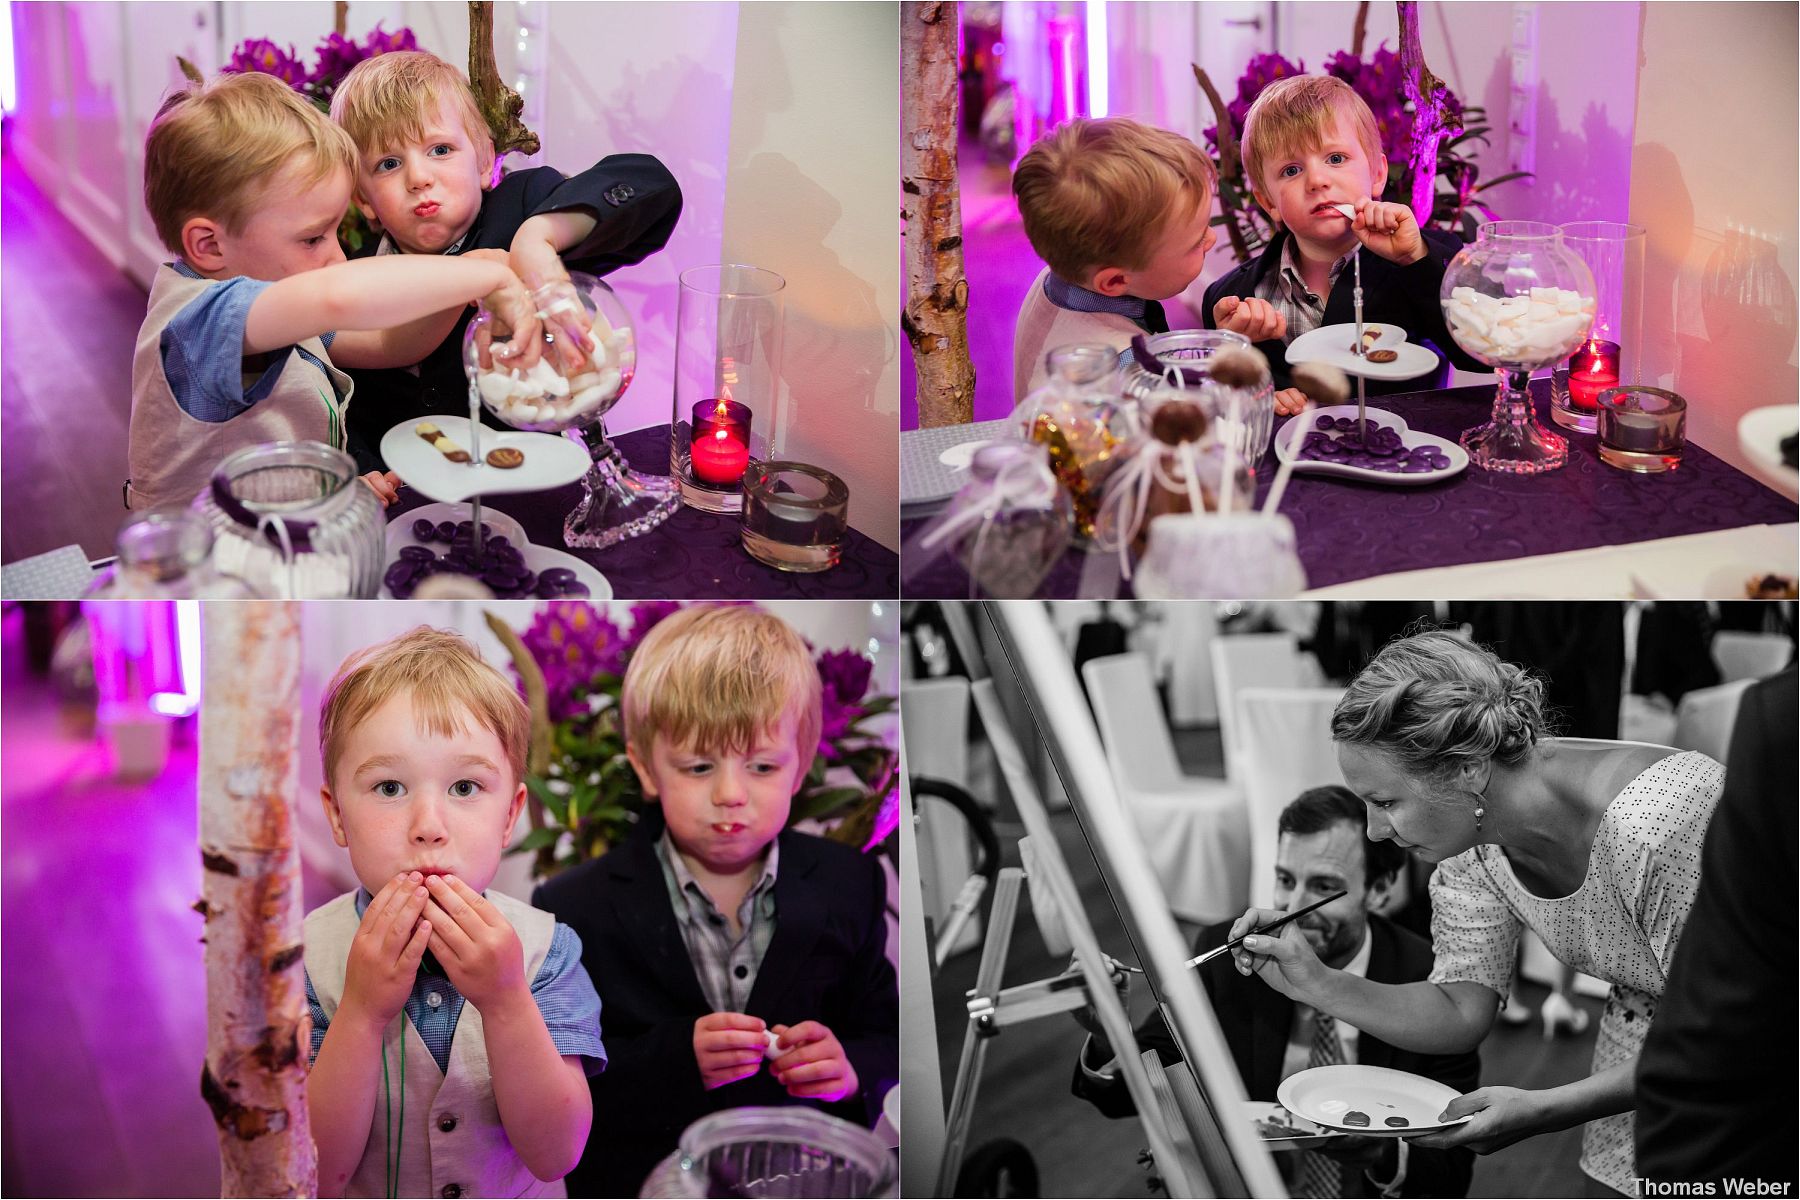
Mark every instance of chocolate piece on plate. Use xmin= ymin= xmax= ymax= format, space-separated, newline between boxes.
xmin=1366 ymin=349 xmax=1399 ymax=363
xmin=1343 ymin=1111 xmax=1371 ymax=1128
xmin=485 ymin=447 xmax=525 ymax=469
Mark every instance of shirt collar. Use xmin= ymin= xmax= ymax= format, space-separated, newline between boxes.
xmin=1339 ymin=923 xmax=1374 ymax=980
xmin=659 ymin=828 xmax=780 ymax=913
xmin=1276 ymin=236 xmax=1355 ymax=301
xmin=1042 ymin=272 xmax=1151 ymax=322
xmin=377 ymin=228 xmax=472 ymax=257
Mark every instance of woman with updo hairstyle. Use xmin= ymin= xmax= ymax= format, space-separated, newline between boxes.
xmin=1226 ymin=630 xmax=1723 ymax=1198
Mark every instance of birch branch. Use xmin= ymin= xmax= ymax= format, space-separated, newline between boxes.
xmin=902 ymin=0 xmax=975 ymax=428
xmin=467 ymin=1 xmax=540 ymax=161
xmin=199 ymin=602 xmax=315 ymax=1198
xmin=1397 ymin=1 xmax=1452 ymax=223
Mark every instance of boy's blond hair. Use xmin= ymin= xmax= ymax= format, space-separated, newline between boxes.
xmin=1012 ymin=117 xmax=1218 ymax=283
xmin=144 ymin=70 xmax=357 ymax=254
xmin=1241 ymin=75 xmax=1385 ymax=199
xmin=621 ymin=607 xmax=823 ymax=768
xmin=319 ymin=626 xmax=529 ymax=787
xmin=330 ymin=51 xmax=496 ymax=180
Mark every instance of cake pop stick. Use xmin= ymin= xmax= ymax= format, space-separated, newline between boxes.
xmin=1264 ymin=363 xmax=1350 ymax=515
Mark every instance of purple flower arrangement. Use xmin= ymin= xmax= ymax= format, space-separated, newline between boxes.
xmin=500 ymin=603 xmax=897 ymax=876
xmin=222 ymin=22 xmax=418 ymax=109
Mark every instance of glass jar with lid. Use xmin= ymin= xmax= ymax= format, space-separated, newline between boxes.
xmin=194 ymin=442 xmax=386 ymax=598
xmin=1013 ymin=343 xmax=1132 ymax=540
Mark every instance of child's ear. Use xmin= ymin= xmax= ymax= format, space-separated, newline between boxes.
xmin=1370 ymin=153 xmax=1390 ymax=199
xmin=352 ymin=190 xmax=382 ymax=230
xmin=320 ymin=786 xmax=350 ymax=849
xmin=504 ymin=781 xmax=527 ymax=845
xmin=624 ymin=743 xmax=658 ymax=799
xmin=1250 ymin=186 xmax=1281 ymax=228
xmin=1089 ymin=266 xmax=1131 ymax=298
xmin=181 ymin=216 xmax=228 ymax=272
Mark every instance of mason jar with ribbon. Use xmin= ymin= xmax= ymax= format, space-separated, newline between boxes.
xmin=906 ymin=441 xmax=1072 ymax=598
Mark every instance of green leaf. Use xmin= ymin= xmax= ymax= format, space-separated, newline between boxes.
xmin=791 ymin=786 xmax=868 ymax=824
xmin=511 ymin=825 xmax=563 ymax=853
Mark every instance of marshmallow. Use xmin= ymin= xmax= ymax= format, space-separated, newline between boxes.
xmin=1441 ymin=287 xmax=1594 ymax=364
xmin=764 ymin=1029 xmax=782 ymax=1059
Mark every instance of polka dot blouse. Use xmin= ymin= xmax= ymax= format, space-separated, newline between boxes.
xmin=1426 ymin=750 xmax=1725 ymax=1195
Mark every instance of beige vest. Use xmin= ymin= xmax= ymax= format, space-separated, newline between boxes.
xmin=1012 ymin=267 xmax=1144 ymax=405
xmin=305 ymin=890 xmax=564 ymax=1200
xmin=127 ymin=264 xmax=353 ymax=510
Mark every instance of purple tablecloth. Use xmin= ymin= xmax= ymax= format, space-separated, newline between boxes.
xmin=393 ymin=425 xmax=897 ymax=599
xmin=903 ymin=379 xmax=1797 ymax=597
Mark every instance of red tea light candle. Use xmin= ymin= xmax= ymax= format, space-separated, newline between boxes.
xmin=689 ymin=398 xmax=752 ymax=487
xmin=1566 ymin=339 xmax=1621 ymax=411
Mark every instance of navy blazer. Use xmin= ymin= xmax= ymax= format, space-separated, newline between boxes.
xmin=1071 ymin=914 xmax=1478 ymax=1198
xmin=344 ymin=155 xmax=682 ymax=471
xmin=1201 ymin=226 xmax=1488 ymax=395
xmin=532 ymin=818 xmax=899 ymax=1198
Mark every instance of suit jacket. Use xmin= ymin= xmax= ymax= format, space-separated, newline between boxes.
xmin=531 ymin=819 xmax=899 ymax=1198
xmin=1201 ymin=226 xmax=1487 ymax=395
xmin=1071 ymin=914 xmax=1478 ymax=1198
xmin=344 ymin=156 xmax=682 ymax=471
xmin=1635 ymin=667 xmax=1797 ymax=1186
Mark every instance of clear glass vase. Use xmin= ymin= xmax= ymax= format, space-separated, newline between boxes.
xmin=1440 ymin=221 xmax=1597 ymax=474
xmin=640 ymin=1107 xmax=895 ymax=1198
xmin=670 ymin=265 xmax=787 ymax=514
xmin=1551 ymin=222 xmax=1645 ymax=433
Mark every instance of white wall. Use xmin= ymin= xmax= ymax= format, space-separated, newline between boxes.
xmin=1629 ymin=1 xmax=1798 ymax=476
xmin=719 ymin=2 xmax=901 ymax=550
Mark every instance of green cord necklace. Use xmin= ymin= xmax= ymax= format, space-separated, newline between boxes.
xmin=381 ymin=1021 xmax=406 ymax=1199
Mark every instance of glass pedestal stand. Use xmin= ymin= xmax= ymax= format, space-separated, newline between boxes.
xmin=564 ymin=425 xmax=680 ymax=550
xmin=1461 ymin=368 xmax=1568 ymax=474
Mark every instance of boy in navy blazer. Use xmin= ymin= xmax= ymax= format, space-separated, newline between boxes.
xmin=329 ymin=51 xmax=682 ymax=471
xmin=533 ymin=607 xmax=898 ymax=1197
xmin=1201 ymin=75 xmax=1486 ymax=412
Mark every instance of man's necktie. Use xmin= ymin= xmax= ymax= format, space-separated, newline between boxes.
xmin=1295 ymin=1009 xmax=1349 ymax=1198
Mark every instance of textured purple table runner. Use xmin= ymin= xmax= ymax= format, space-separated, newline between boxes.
xmin=903 ymin=380 xmax=1797 ymax=597
xmin=392 ymin=425 xmax=898 ymax=600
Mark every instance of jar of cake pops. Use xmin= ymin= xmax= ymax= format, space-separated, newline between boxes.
xmin=1013 ymin=343 xmax=1133 ymax=541
xmin=1440 ymin=222 xmax=1597 ymax=475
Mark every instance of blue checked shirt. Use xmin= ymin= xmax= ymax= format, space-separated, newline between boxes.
xmin=1042 ymin=273 xmax=1169 ymax=335
xmin=160 ymin=260 xmax=342 ymax=423
xmin=304 ymin=889 xmax=607 ymax=1076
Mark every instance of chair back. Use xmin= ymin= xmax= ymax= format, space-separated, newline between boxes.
xmin=1713 ymin=631 xmax=1795 ymax=684
xmin=1210 ymin=633 xmax=1302 ymax=784
xmin=902 ymin=678 xmax=977 ymax=952
xmin=1082 ymin=652 xmax=1185 ymax=792
xmin=1237 ymin=687 xmax=1346 ymax=908
xmin=1672 ymin=679 xmax=1755 ymax=762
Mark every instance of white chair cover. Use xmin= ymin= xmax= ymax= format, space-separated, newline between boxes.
xmin=1236 ymin=687 xmax=1347 ymax=908
xmin=1712 ymin=631 xmax=1794 ymax=684
xmin=1671 ymin=679 xmax=1755 ymax=763
xmin=1082 ymin=652 xmax=1250 ymax=923
xmin=1210 ymin=632 xmax=1303 ymax=785
xmin=1155 ymin=603 xmax=1221 ymax=726
xmin=902 ymin=678 xmax=979 ymax=956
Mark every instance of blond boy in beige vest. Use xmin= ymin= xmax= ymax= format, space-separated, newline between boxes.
xmin=305 ymin=628 xmax=602 ymax=1198
xmin=129 ymin=70 xmax=544 ymax=511
xmin=1011 ymin=117 xmax=1296 ymax=404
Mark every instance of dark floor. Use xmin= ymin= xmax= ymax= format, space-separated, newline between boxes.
xmin=2 ymin=137 xmax=149 ymax=565
xmin=930 ymin=723 xmax=1599 ymax=1198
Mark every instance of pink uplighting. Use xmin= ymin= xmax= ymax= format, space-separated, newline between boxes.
xmin=82 ymin=600 xmax=202 ymax=719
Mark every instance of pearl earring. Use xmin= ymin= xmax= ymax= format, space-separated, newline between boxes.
xmin=1473 ymin=796 xmax=1486 ymax=835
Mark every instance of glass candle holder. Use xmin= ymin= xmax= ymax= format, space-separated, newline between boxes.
xmin=1597 ymin=386 xmax=1686 ymax=473
xmin=1552 ymin=222 xmax=1645 ymax=433
xmin=672 ymin=265 xmax=786 ymax=514
xmin=740 ymin=462 xmax=848 ymax=572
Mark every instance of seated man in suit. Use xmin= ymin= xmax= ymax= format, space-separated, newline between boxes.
xmin=1072 ymin=785 xmax=1479 ymax=1198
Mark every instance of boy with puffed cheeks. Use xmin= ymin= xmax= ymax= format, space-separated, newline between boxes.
xmin=1014 ymin=117 xmax=1246 ymax=403
xmin=329 ymin=51 xmax=682 ymax=472
xmin=533 ymin=607 xmax=899 ymax=1198
xmin=130 ymin=70 xmax=544 ymax=513
xmin=1202 ymin=74 xmax=1486 ymax=414
xmin=305 ymin=627 xmax=604 ymax=1199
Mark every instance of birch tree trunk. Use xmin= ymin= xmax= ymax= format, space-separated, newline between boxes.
xmin=199 ymin=602 xmax=316 ymax=1198
xmin=467 ymin=1 xmax=541 ymax=161
xmin=902 ymin=0 xmax=975 ymax=428
xmin=1397 ymin=1 xmax=1452 ymax=224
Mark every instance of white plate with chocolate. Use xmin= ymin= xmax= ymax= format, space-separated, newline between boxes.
xmin=1243 ymin=1100 xmax=1343 ymax=1151
xmin=1286 ymin=322 xmax=1441 ymax=382
xmin=1278 ymin=1065 xmax=1473 ymax=1138
xmin=1274 ymin=405 xmax=1468 ymax=486
xmin=380 ymin=415 xmax=589 ymax=503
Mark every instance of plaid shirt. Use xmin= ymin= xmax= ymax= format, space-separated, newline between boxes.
xmin=1252 ymin=237 xmax=1357 ymax=345
xmin=658 ymin=830 xmax=780 ymax=1013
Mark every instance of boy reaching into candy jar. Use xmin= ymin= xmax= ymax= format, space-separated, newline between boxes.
xmin=328 ymin=51 xmax=682 ymax=473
